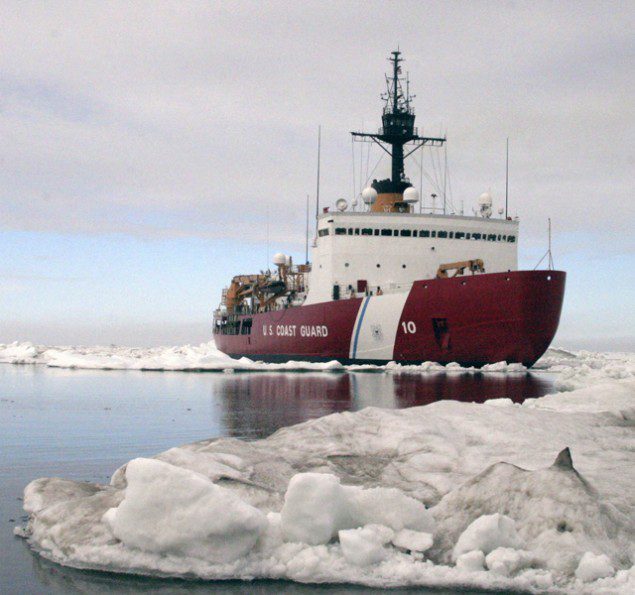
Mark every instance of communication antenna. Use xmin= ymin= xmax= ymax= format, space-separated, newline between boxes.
xmin=505 ymin=137 xmax=509 ymax=219
xmin=305 ymin=194 xmax=310 ymax=264
xmin=548 ymin=218 xmax=554 ymax=270
xmin=533 ymin=218 xmax=555 ymax=270
xmin=443 ymin=142 xmax=448 ymax=215
xmin=419 ymin=153 xmax=423 ymax=214
xmin=315 ymin=125 xmax=321 ymax=235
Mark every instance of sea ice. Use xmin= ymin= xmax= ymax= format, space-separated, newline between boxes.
xmin=338 ymin=525 xmax=393 ymax=566
xmin=391 ymin=528 xmax=433 ymax=552
xmin=280 ymin=472 xmax=433 ymax=545
xmin=575 ymin=551 xmax=615 ymax=582
xmin=13 ymin=345 xmax=635 ymax=592
xmin=451 ymin=513 xmax=521 ymax=560
xmin=102 ymin=458 xmax=267 ymax=563
xmin=485 ymin=547 xmax=534 ymax=576
xmin=455 ymin=550 xmax=486 ymax=572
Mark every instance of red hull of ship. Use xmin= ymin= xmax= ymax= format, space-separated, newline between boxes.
xmin=214 ymin=270 xmax=566 ymax=367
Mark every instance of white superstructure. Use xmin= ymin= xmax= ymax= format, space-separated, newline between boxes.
xmin=304 ymin=211 xmax=518 ymax=305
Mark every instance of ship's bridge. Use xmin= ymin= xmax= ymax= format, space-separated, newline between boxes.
xmin=304 ymin=211 xmax=519 ymax=305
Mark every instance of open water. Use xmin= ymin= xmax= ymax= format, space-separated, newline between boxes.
xmin=0 ymin=364 xmax=555 ymax=594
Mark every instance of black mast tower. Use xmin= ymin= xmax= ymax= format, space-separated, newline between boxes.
xmin=352 ymin=50 xmax=445 ymax=195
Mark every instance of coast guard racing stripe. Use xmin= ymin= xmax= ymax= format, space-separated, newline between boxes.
xmin=349 ymin=292 xmax=410 ymax=361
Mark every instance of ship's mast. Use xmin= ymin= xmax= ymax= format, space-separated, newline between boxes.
xmin=352 ymin=50 xmax=445 ymax=196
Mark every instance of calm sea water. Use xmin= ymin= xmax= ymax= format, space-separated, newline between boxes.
xmin=0 ymin=364 xmax=555 ymax=594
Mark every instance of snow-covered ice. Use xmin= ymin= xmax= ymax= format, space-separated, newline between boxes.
xmin=16 ymin=351 xmax=635 ymax=593
xmin=8 ymin=340 xmax=632 ymax=377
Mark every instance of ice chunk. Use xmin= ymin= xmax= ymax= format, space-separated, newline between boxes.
xmin=455 ymin=550 xmax=485 ymax=572
xmin=280 ymin=473 xmax=352 ymax=544
xmin=433 ymin=448 xmax=631 ymax=575
xmin=280 ymin=472 xmax=433 ymax=545
xmin=575 ymin=551 xmax=615 ymax=582
xmin=338 ymin=524 xmax=392 ymax=566
xmin=485 ymin=547 xmax=533 ymax=576
xmin=344 ymin=484 xmax=435 ymax=533
xmin=484 ymin=398 xmax=515 ymax=407
xmin=391 ymin=529 xmax=433 ymax=552
xmin=452 ymin=513 xmax=521 ymax=560
xmin=103 ymin=458 xmax=266 ymax=562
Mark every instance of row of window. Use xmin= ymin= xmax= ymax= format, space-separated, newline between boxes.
xmin=318 ymin=227 xmax=516 ymax=243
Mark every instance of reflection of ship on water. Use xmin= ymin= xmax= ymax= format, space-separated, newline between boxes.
xmin=216 ymin=372 xmax=554 ymax=439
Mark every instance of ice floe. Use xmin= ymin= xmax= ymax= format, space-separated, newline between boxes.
xmin=18 ymin=372 xmax=635 ymax=592
xmin=4 ymin=340 xmax=633 ymax=381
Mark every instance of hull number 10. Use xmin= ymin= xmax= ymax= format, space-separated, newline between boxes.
xmin=401 ymin=321 xmax=417 ymax=334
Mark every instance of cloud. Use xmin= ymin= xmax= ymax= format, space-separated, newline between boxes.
xmin=0 ymin=1 xmax=633 ymax=251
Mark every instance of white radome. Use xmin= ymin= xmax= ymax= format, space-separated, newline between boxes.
xmin=478 ymin=192 xmax=492 ymax=206
xmin=403 ymin=187 xmax=420 ymax=204
xmin=361 ymin=187 xmax=378 ymax=204
xmin=272 ymin=253 xmax=287 ymax=266
xmin=336 ymin=198 xmax=348 ymax=212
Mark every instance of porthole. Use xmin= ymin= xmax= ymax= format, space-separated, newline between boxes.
xmin=461 ymin=281 xmax=466 ymax=286
xmin=547 ymin=275 xmax=552 ymax=281
xmin=402 ymin=264 xmax=406 ymax=269
xmin=376 ymin=264 xmax=381 ymax=268
xmin=345 ymin=263 xmax=349 ymax=267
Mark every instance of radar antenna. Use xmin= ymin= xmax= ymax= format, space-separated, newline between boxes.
xmin=351 ymin=50 xmax=445 ymax=196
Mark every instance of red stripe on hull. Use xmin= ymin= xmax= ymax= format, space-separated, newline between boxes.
xmin=214 ymin=270 xmax=565 ymax=367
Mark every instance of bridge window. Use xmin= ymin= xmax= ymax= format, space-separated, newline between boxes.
xmin=348 ymin=228 xmax=353 ymax=235
xmin=465 ymin=233 xmax=471 ymax=239
xmin=318 ymin=229 xmax=329 ymax=237
xmin=431 ymin=230 xmax=437 ymax=238
xmin=508 ymin=235 xmax=516 ymax=243
xmin=374 ymin=229 xmax=380 ymax=236
xmin=381 ymin=229 xmax=392 ymax=236
xmin=420 ymin=230 xmax=430 ymax=238
xmin=487 ymin=234 xmax=496 ymax=241
xmin=361 ymin=228 xmax=372 ymax=235
xmin=449 ymin=231 xmax=454 ymax=238
xmin=497 ymin=234 xmax=502 ymax=241
xmin=455 ymin=232 xmax=465 ymax=239
xmin=354 ymin=228 xmax=360 ymax=235
xmin=335 ymin=228 xmax=346 ymax=235
xmin=472 ymin=233 xmax=481 ymax=240
xmin=438 ymin=231 xmax=448 ymax=238
xmin=400 ymin=229 xmax=412 ymax=237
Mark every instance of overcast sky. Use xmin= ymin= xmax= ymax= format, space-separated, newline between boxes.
xmin=1 ymin=1 xmax=633 ymax=350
